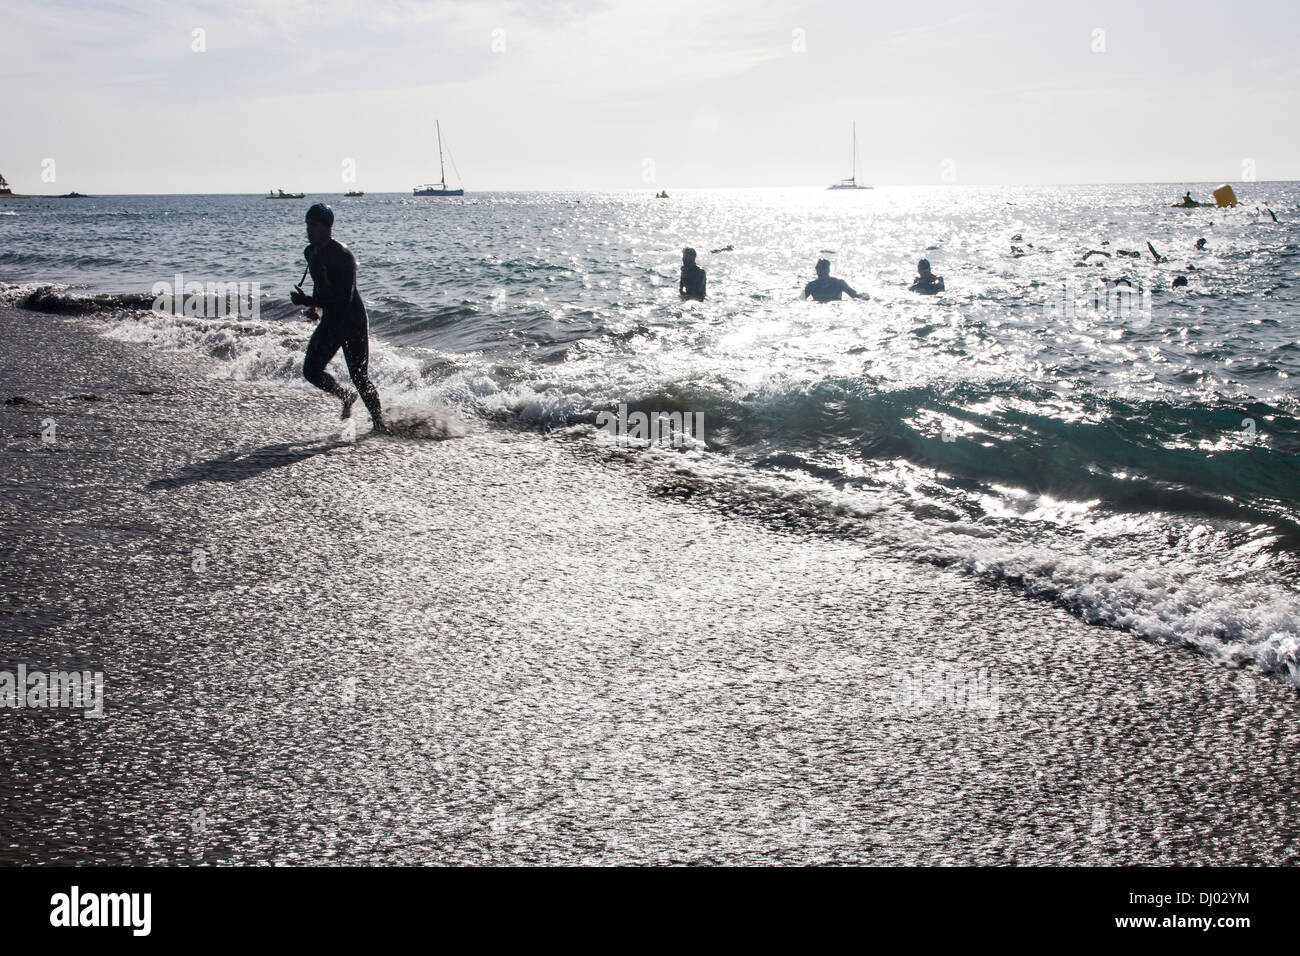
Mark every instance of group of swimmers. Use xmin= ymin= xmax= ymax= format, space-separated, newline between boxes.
xmin=677 ymin=248 xmax=944 ymax=302
xmin=293 ymin=202 xmax=951 ymax=433
xmin=1075 ymin=235 xmax=1214 ymax=289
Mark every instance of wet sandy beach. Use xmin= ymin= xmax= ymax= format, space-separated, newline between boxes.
xmin=1 ymin=304 xmax=1297 ymax=865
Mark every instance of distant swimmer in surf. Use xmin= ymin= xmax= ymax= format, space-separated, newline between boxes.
xmin=1194 ymin=237 xmax=1207 ymax=251
xmin=908 ymin=258 xmax=945 ymax=295
xmin=803 ymin=258 xmax=867 ymax=301
xmin=679 ymin=247 xmax=707 ymax=301
xmin=289 ymin=203 xmax=386 ymax=433
xmin=1147 ymin=242 xmax=1168 ymax=264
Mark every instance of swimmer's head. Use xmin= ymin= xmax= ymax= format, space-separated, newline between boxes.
xmin=306 ymin=203 xmax=334 ymax=243
xmin=815 ymin=258 xmax=830 ymax=276
xmin=306 ymin=203 xmax=334 ymax=226
xmin=917 ymin=258 xmax=932 ymax=276
xmin=682 ymin=247 xmax=696 ymax=264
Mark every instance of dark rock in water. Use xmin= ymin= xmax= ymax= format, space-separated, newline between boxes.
xmin=18 ymin=286 xmax=83 ymax=314
xmin=17 ymin=286 xmax=154 ymax=315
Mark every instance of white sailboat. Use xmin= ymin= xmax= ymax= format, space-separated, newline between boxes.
xmin=413 ymin=121 xmax=465 ymax=197
xmin=828 ymin=122 xmax=871 ymax=190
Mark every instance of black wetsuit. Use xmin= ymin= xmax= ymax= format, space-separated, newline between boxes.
xmin=803 ymin=275 xmax=857 ymax=302
xmin=680 ymin=263 xmax=707 ymax=301
xmin=910 ymin=275 xmax=944 ymax=295
xmin=302 ymin=239 xmax=382 ymax=422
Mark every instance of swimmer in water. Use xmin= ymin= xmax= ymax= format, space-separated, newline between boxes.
xmin=679 ymin=247 xmax=706 ymax=301
xmin=909 ymin=258 xmax=945 ymax=295
xmin=802 ymin=258 xmax=867 ymax=302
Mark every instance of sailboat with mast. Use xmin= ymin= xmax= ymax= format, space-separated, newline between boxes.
xmin=828 ymin=122 xmax=871 ymax=190
xmin=413 ymin=121 xmax=465 ymax=197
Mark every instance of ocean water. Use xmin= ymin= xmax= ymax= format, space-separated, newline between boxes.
xmin=3 ymin=185 xmax=1299 ymax=682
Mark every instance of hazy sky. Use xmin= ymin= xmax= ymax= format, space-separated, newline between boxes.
xmin=4 ymin=0 xmax=1298 ymax=192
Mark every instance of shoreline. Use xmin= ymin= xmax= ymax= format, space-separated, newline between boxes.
xmin=4 ymin=278 xmax=1300 ymax=676
xmin=2 ymin=303 xmax=1299 ymax=864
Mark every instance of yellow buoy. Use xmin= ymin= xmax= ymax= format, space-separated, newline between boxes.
xmin=1213 ymin=183 xmax=1238 ymax=208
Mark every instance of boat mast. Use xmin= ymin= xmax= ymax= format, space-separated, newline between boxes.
xmin=437 ymin=121 xmax=447 ymax=189
xmin=850 ymin=122 xmax=857 ymax=185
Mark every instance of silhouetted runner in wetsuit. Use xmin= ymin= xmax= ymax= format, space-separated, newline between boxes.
xmin=679 ymin=247 xmax=707 ymax=301
xmin=802 ymin=258 xmax=866 ymax=301
xmin=290 ymin=203 xmax=385 ymax=432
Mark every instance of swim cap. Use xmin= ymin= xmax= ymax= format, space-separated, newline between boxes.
xmin=816 ymin=258 xmax=830 ymax=271
xmin=918 ymin=258 xmax=931 ymax=270
xmin=305 ymin=203 xmax=334 ymax=226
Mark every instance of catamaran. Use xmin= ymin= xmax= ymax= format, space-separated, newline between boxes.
xmin=828 ymin=122 xmax=871 ymax=190
xmin=413 ymin=121 xmax=465 ymax=197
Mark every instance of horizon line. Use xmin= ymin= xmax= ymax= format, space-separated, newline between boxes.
xmin=4 ymin=180 xmax=1297 ymax=198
